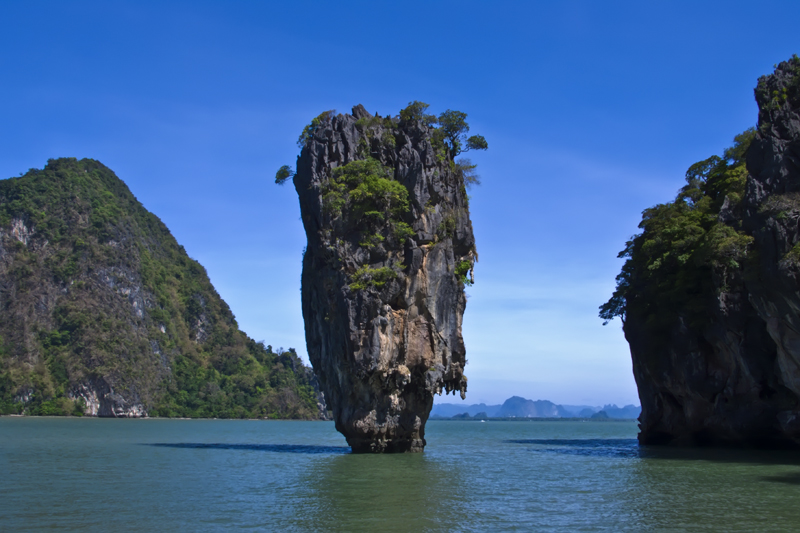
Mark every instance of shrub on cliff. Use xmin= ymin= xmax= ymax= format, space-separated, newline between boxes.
xmin=600 ymin=129 xmax=756 ymax=328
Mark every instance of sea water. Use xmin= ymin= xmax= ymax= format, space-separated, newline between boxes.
xmin=2 ymin=417 xmax=800 ymax=531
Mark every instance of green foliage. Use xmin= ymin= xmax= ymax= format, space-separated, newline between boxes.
xmin=355 ymin=115 xmax=396 ymax=130
xmin=600 ymin=130 xmax=756 ymax=326
xmin=359 ymin=233 xmax=385 ymax=249
xmin=275 ymin=165 xmax=295 ymax=185
xmin=437 ymin=110 xmax=489 ymax=158
xmin=466 ymin=135 xmax=488 ymax=151
xmin=322 ymin=158 xmax=413 ymax=247
xmin=156 ymin=344 xmax=318 ymax=419
xmin=756 ymin=55 xmax=800 ymax=129
xmin=349 ymin=264 xmax=401 ymax=291
xmin=455 ymin=260 xmax=473 ymax=286
xmin=455 ymin=158 xmax=481 ymax=189
xmin=298 ymin=110 xmax=336 ymax=148
xmin=399 ymin=101 xmax=437 ymax=126
xmin=437 ymin=214 xmax=456 ymax=239
xmin=392 ymin=221 xmax=415 ymax=244
xmin=784 ymin=242 xmax=800 ymax=265
xmin=0 ymin=158 xmax=320 ymax=419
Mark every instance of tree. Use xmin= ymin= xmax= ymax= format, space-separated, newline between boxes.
xmin=275 ymin=165 xmax=295 ymax=185
xmin=455 ymin=158 xmax=481 ymax=189
xmin=399 ymin=101 xmax=437 ymax=126
xmin=437 ymin=109 xmax=489 ymax=157
xmin=297 ymin=110 xmax=336 ymax=148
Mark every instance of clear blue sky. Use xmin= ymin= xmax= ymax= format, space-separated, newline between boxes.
xmin=2 ymin=1 xmax=798 ymax=406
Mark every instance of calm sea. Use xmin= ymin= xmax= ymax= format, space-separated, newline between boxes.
xmin=2 ymin=417 xmax=800 ymax=531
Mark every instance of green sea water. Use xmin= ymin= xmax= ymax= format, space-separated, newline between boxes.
xmin=2 ymin=417 xmax=800 ymax=531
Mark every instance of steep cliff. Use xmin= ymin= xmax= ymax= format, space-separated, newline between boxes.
xmin=288 ymin=103 xmax=483 ymax=452
xmin=602 ymin=56 xmax=800 ymax=447
xmin=0 ymin=158 xmax=323 ymax=419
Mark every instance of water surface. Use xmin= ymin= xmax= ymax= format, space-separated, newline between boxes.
xmin=2 ymin=418 xmax=800 ymax=531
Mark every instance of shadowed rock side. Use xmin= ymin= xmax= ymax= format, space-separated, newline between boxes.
xmin=612 ymin=57 xmax=800 ymax=447
xmin=293 ymin=105 xmax=476 ymax=452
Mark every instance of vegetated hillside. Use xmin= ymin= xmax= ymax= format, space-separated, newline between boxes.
xmin=601 ymin=56 xmax=800 ymax=447
xmin=0 ymin=157 xmax=323 ymax=419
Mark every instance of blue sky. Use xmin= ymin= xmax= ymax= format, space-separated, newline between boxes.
xmin=1 ymin=1 xmax=798 ymax=406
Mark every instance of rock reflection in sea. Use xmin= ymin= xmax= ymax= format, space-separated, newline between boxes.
xmin=290 ymin=452 xmax=468 ymax=532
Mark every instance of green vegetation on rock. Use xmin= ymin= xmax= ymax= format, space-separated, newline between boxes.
xmin=281 ymin=102 xmax=486 ymax=299
xmin=323 ymin=157 xmax=415 ymax=252
xmin=0 ymin=158 xmax=321 ymax=418
xmin=600 ymin=129 xmax=756 ymax=329
xmin=297 ymin=110 xmax=336 ymax=148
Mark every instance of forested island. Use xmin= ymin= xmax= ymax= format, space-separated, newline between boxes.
xmin=602 ymin=56 xmax=800 ymax=447
xmin=0 ymin=158 xmax=323 ymax=419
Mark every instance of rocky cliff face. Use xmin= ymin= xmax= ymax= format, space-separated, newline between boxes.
xmin=293 ymin=104 xmax=476 ymax=452
xmin=609 ymin=57 xmax=800 ymax=447
xmin=0 ymin=158 xmax=323 ymax=419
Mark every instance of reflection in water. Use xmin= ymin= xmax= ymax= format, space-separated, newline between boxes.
xmin=147 ymin=442 xmax=350 ymax=454
xmin=505 ymin=438 xmax=641 ymax=458
xmin=760 ymin=472 xmax=800 ymax=485
xmin=506 ymin=437 xmax=800 ymax=465
xmin=291 ymin=453 xmax=468 ymax=532
xmin=502 ymin=435 xmax=800 ymax=530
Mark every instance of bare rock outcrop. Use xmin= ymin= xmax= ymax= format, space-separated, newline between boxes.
xmin=292 ymin=104 xmax=477 ymax=452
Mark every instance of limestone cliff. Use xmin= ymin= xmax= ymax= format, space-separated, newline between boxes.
xmin=603 ymin=56 xmax=800 ymax=447
xmin=291 ymin=104 xmax=480 ymax=452
xmin=0 ymin=158 xmax=323 ymax=419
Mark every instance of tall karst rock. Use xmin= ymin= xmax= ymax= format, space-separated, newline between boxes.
xmin=289 ymin=104 xmax=483 ymax=452
xmin=0 ymin=158 xmax=322 ymax=419
xmin=602 ymin=56 xmax=800 ymax=447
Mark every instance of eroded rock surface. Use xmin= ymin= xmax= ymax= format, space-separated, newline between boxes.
xmin=621 ymin=58 xmax=800 ymax=447
xmin=293 ymin=105 xmax=475 ymax=452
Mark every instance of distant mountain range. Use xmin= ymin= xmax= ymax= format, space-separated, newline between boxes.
xmin=431 ymin=396 xmax=641 ymax=419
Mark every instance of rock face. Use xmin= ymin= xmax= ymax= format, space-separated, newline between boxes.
xmin=0 ymin=158 xmax=323 ymax=419
xmin=293 ymin=105 xmax=476 ymax=452
xmin=617 ymin=57 xmax=800 ymax=447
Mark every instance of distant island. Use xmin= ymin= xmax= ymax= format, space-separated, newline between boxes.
xmin=431 ymin=395 xmax=641 ymax=419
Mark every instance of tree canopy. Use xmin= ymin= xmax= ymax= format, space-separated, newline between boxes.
xmin=275 ymin=165 xmax=295 ymax=185
xmin=600 ymin=129 xmax=756 ymax=327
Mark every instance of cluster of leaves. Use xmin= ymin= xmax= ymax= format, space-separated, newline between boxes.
xmin=280 ymin=103 xmax=488 ymax=292
xmin=756 ymin=54 xmax=800 ymax=123
xmin=348 ymin=264 xmax=402 ymax=291
xmin=322 ymin=158 xmax=414 ymax=248
xmin=280 ymin=101 xmax=488 ymax=194
xmin=399 ymin=101 xmax=488 ymax=159
xmin=600 ymin=129 xmax=756 ymax=328
xmin=0 ymin=158 xmax=320 ymax=419
xmin=455 ymin=260 xmax=473 ymax=286
xmin=155 ymin=344 xmax=318 ymax=419
xmin=275 ymin=165 xmax=295 ymax=185
xmin=354 ymin=115 xmax=398 ymax=154
xmin=297 ymin=110 xmax=336 ymax=148
xmin=455 ymin=159 xmax=481 ymax=189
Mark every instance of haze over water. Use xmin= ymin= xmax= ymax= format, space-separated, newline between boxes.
xmin=3 ymin=418 xmax=800 ymax=531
